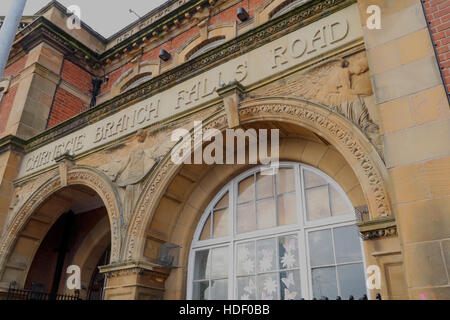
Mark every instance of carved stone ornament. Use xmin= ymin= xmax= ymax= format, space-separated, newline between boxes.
xmin=254 ymin=53 xmax=381 ymax=151
xmin=98 ymin=139 xmax=176 ymax=187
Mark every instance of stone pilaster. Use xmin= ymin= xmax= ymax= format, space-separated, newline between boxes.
xmin=99 ymin=261 xmax=170 ymax=300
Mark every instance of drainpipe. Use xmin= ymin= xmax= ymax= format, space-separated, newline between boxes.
xmin=0 ymin=0 xmax=27 ymax=80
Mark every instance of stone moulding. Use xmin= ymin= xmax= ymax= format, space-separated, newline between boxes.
xmin=0 ymin=167 xmax=123 ymax=280
xmin=357 ymin=216 xmax=397 ymax=241
xmin=23 ymin=0 xmax=355 ymax=152
xmin=123 ymin=96 xmax=392 ymax=261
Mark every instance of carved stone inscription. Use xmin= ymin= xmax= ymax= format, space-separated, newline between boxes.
xmin=18 ymin=4 xmax=362 ymax=178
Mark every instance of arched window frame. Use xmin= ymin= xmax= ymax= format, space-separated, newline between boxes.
xmin=187 ymin=162 xmax=368 ymax=300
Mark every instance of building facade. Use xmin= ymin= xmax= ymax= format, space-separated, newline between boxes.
xmin=0 ymin=0 xmax=448 ymax=300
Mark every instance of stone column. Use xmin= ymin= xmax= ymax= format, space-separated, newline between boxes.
xmin=0 ymin=0 xmax=27 ymax=79
xmin=99 ymin=261 xmax=170 ymax=300
xmin=357 ymin=0 xmax=450 ymax=299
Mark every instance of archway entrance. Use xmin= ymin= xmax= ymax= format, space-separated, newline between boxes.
xmin=22 ymin=185 xmax=111 ymax=300
xmin=0 ymin=168 xmax=122 ymax=300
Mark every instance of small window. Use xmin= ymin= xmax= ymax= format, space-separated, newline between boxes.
xmin=121 ymin=73 xmax=153 ymax=92
xmin=187 ymin=37 xmax=226 ymax=61
xmin=270 ymin=0 xmax=313 ymax=20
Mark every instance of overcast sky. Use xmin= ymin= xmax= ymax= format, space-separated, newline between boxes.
xmin=1 ymin=0 xmax=168 ymax=38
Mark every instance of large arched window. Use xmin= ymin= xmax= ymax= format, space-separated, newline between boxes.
xmin=187 ymin=162 xmax=367 ymax=300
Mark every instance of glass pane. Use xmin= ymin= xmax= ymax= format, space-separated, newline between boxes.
xmin=237 ymin=276 xmax=256 ymax=300
xmin=237 ymin=242 xmax=255 ymax=276
xmin=211 ymin=247 xmax=228 ymax=279
xmin=194 ymin=250 xmax=210 ymax=280
xmin=210 ymin=279 xmax=228 ymax=300
xmin=280 ymin=270 xmax=301 ymax=300
xmin=192 ymin=281 xmax=210 ymax=300
xmin=257 ymin=273 xmax=279 ymax=300
xmin=278 ymin=193 xmax=298 ymax=226
xmin=238 ymin=175 xmax=255 ymax=203
xmin=312 ymin=267 xmax=338 ymax=299
xmin=215 ymin=192 xmax=229 ymax=209
xmin=337 ymin=263 xmax=366 ymax=300
xmin=277 ymin=168 xmax=295 ymax=194
xmin=308 ymin=230 xmax=334 ymax=267
xmin=257 ymin=199 xmax=276 ymax=230
xmin=213 ymin=208 xmax=228 ymax=238
xmin=304 ymin=170 xmax=327 ymax=189
xmin=256 ymin=238 xmax=277 ymax=273
xmin=199 ymin=214 xmax=211 ymax=240
xmin=334 ymin=226 xmax=362 ymax=264
xmin=279 ymin=235 xmax=299 ymax=269
xmin=305 ymin=186 xmax=331 ymax=221
xmin=257 ymin=173 xmax=274 ymax=199
xmin=330 ymin=186 xmax=350 ymax=216
xmin=237 ymin=203 xmax=256 ymax=234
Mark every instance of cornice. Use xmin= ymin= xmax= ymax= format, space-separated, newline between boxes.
xmin=357 ymin=216 xmax=398 ymax=241
xmin=0 ymin=135 xmax=26 ymax=155
xmin=18 ymin=0 xmax=355 ymax=152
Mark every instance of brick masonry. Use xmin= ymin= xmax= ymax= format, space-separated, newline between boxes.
xmin=423 ymin=0 xmax=450 ymax=92
xmin=47 ymin=87 xmax=88 ymax=128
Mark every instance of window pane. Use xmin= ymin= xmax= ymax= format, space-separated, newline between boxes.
xmin=213 ymin=208 xmax=228 ymax=238
xmin=200 ymin=214 xmax=211 ymax=240
xmin=238 ymin=175 xmax=254 ymax=203
xmin=277 ymin=168 xmax=295 ymax=194
xmin=211 ymin=247 xmax=228 ymax=279
xmin=279 ymin=235 xmax=299 ymax=269
xmin=304 ymin=170 xmax=327 ymax=189
xmin=257 ymin=199 xmax=276 ymax=230
xmin=257 ymin=238 xmax=277 ymax=273
xmin=237 ymin=203 xmax=256 ymax=233
xmin=280 ymin=270 xmax=301 ymax=300
xmin=257 ymin=273 xmax=279 ymax=300
xmin=337 ymin=263 xmax=366 ymax=299
xmin=312 ymin=267 xmax=338 ymax=299
xmin=257 ymin=173 xmax=274 ymax=199
xmin=330 ymin=186 xmax=350 ymax=216
xmin=215 ymin=192 xmax=229 ymax=209
xmin=278 ymin=193 xmax=297 ymax=226
xmin=210 ymin=279 xmax=228 ymax=300
xmin=237 ymin=276 xmax=256 ymax=300
xmin=194 ymin=250 xmax=210 ymax=280
xmin=192 ymin=281 xmax=210 ymax=300
xmin=308 ymin=230 xmax=334 ymax=267
xmin=334 ymin=226 xmax=362 ymax=263
xmin=305 ymin=186 xmax=331 ymax=221
xmin=237 ymin=242 xmax=255 ymax=276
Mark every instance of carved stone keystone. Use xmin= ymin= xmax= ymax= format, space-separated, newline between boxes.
xmin=54 ymin=152 xmax=75 ymax=187
xmin=217 ymin=80 xmax=245 ymax=129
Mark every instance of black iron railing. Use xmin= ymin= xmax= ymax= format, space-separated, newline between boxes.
xmin=6 ymin=287 xmax=81 ymax=301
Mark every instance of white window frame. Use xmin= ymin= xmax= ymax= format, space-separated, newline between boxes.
xmin=187 ymin=161 xmax=368 ymax=300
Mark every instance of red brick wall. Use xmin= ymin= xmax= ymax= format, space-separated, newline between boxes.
xmin=423 ymin=0 xmax=450 ymax=92
xmin=3 ymin=55 xmax=27 ymax=78
xmin=0 ymin=85 xmax=18 ymax=135
xmin=61 ymin=60 xmax=93 ymax=94
xmin=47 ymin=88 xmax=88 ymax=128
xmin=107 ymin=0 xmax=269 ymax=95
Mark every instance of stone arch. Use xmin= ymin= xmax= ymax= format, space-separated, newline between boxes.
xmin=124 ymin=96 xmax=392 ymax=264
xmin=111 ymin=60 xmax=160 ymax=96
xmin=0 ymin=166 xmax=123 ymax=286
xmin=255 ymin=0 xmax=295 ymax=25
xmin=176 ymin=22 xmax=236 ymax=63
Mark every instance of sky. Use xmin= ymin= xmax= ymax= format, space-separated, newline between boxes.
xmin=1 ymin=0 xmax=168 ymax=38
